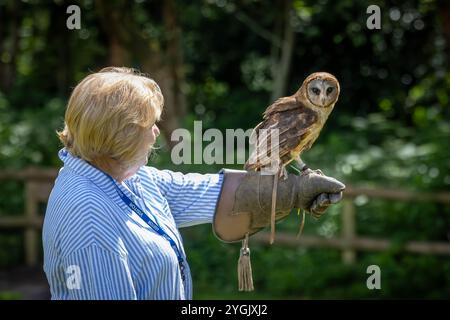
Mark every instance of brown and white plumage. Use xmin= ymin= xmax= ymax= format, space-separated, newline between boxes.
xmin=245 ymin=72 xmax=340 ymax=243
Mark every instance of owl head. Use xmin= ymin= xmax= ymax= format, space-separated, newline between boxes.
xmin=302 ymin=72 xmax=340 ymax=108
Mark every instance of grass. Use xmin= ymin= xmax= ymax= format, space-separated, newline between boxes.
xmin=0 ymin=291 xmax=23 ymax=300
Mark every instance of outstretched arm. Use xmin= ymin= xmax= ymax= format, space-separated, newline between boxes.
xmin=147 ymin=167 xmax=224 ymax=228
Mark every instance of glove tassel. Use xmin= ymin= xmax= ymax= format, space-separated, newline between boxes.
xmin=238 ymin=233 xmax=254 ymax=291
xmin=296 ymin=209 xmax=306 ymax=239
xmin=270 ymin=171 xmax=279 ymax=244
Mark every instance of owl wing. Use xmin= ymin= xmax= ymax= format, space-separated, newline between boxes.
xmin=245 ymin=98 xmax=318 ymax=171
xmin=248 ymin=96 xmax=303 ymax=145
xmin=262 ymin=96 xmax=300 ymax=119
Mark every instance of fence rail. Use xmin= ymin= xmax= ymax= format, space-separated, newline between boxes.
xmin=254 ymin=186 xmax=450 ymax=263
xmin=0 ymin=167 xmax=450 ymax=266
xmin=252 ymin=233 xmax=450 ymax=256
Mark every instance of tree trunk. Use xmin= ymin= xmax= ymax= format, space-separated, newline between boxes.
xmin=95 ymin=0 xmax=131 ymax=66
xmin=159 ymin=0 xmax=186 ymax=148
xmin=270 ymin=0 xmax=295 ymax=102
xmin=95 ymin=0 xmax=185 ymax=149
xmin=0 ymin=3 xmax=5 ymax=90
xmin=0 ymin=0 xmax=21 ymax=92
xmin=440 ymin=1 xmax=450 ymax=68
xmin=52 ymin=2 xmax=71 ymax=96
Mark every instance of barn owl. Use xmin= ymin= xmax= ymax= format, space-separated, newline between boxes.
xmin=245 ymin=72 xmax=340 ymax=243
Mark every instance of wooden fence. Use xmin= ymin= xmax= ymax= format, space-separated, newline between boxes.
xmin=253 ymin=186 xmax=450 ymax=263
xmin=0 ymin=167 xmax=450 ymax=266
xmin=0 ymin=167 xmax=58 ymax=266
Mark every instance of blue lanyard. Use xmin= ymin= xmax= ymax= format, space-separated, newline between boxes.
xmin=104 ymin=174 xmax=186 ymax=283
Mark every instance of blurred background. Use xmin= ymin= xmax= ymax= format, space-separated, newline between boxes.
xmin=0 ymin=0 xmax=450 ymax=299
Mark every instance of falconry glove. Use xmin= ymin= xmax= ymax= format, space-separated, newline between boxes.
xmin=212 ymin=168 xmax=345 ymax=292
xmin=213 ymin=168 xmax=345 ymax=243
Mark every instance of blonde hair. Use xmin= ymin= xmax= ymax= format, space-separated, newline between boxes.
xmin=57 ymin=67 xmax=164 ymax=170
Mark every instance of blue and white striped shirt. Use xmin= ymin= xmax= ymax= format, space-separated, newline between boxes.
xmin=43 ymin=148 xmax=224 ymax=300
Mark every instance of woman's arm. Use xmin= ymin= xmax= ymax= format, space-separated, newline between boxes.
xmin=144 ymin=167 xmax=223 ymax=228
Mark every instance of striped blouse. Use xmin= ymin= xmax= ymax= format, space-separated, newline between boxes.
xmin=42 ymin=148 xmax=224 ymax=300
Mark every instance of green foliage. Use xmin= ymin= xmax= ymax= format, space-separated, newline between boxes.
xmin=0 ymin=291 xmax=22 ymax=300
xmin=0 ymin=0 xmax=449 ymax=298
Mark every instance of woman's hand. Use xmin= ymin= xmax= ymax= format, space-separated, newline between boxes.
xmin=293 ymin=171 xmax=345 ymax=218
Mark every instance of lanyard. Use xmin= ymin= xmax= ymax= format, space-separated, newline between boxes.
xmin=104 ymin=174 xmax=186 ymax=283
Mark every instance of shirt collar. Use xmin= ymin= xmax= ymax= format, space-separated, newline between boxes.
xmin=58 ymin=148 xmax=152 ymax=228
xmin=58 ymin=148 xmax=141 ymax=186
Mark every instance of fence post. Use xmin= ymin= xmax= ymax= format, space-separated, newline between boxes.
xmin=342 ymin=198 xmax=356 ymax=264
xmin=24 ymin=181 xmax=39 ymax=266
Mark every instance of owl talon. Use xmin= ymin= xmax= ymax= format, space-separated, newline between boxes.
xmin=301 ymin=167 xmax=324 ymax=176
xmin=279 ymin=167 xmax=289 ymax=180
xmin=300 ymin=167 xmax=313 ymax=176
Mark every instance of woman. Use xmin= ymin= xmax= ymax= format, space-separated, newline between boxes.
xmin=43 ymin=67 xmax=345 ymax=300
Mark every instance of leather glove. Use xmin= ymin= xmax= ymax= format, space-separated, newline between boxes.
xmin=213 ymin=169 xmax=345 ymax=242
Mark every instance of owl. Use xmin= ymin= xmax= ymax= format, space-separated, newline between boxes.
xmin=245 ymin=72 xmax=340 ymax=243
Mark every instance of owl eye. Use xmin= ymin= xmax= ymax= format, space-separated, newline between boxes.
xmin=326 ymin=87 xmax=334 ymax=95
xmin=312 ymin=87 xmax=321 ymax=95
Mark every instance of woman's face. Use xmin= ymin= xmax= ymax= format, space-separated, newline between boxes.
xmin=142 ymin=123 xmax=160 ymax=163
xmin=120 ymin=124 xmax=160 ymax=181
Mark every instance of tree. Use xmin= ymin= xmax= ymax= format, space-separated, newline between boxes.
xmin=96 ymin=0 xmax=186 ymax=149
xmin=0 ymin=0 xmax=21 ymax=93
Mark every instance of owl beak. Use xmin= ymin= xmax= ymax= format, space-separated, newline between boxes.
xmin=321 ymin=96 xmax=327 ymax=107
